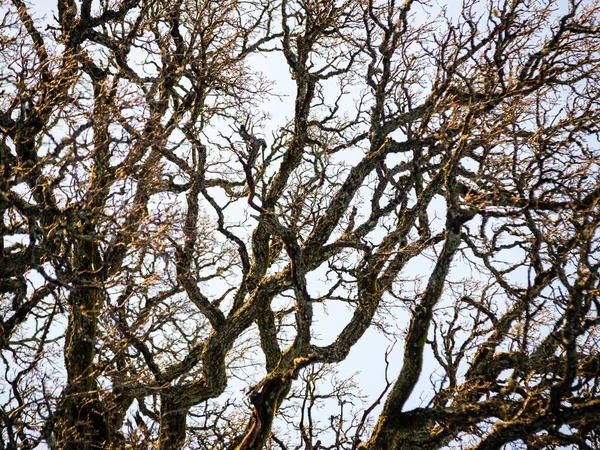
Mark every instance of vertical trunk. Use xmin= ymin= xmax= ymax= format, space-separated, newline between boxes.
xmin=158 ymin=398 xmax=189 ymax=450
xmin=55 ymin=72 xmax=115 ymax=449
xmin=56 ymin=232 xmax=110 ymax=449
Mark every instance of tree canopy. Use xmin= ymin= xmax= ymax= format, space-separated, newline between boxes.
xmin=1 ymin=0 xmax=600 ymax=449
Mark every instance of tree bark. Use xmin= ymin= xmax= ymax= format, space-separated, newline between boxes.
xmin=234 ymin=376 xmax=292 ymax=450
xmin=159 ymin=398 xmax=189 ymax=450
xmin=56 ymin=225 xmax=110 ymax=449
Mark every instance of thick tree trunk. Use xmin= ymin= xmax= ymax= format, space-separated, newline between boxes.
xmin=158 ymin=398 xmax=189 ymax=450
xmin=56 ymin=234 xmax=110 ymax=449
xmin=56 ymin=286 xmax=110 ymax=448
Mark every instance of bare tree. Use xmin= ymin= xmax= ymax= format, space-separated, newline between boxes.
xmin=1 ymin=0 xmax=600 ymax=449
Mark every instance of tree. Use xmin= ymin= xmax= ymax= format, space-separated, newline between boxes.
xmin=1 ymin=0 xmax=600 ymax=448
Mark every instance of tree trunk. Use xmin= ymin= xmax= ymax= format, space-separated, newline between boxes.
xmin=56 ymin=233 xmax=110 ymax=449
xmin=159 ymin=398 xmax=189 ymax=450
xmin=234 ymin=376 xmax=292 ymax=450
